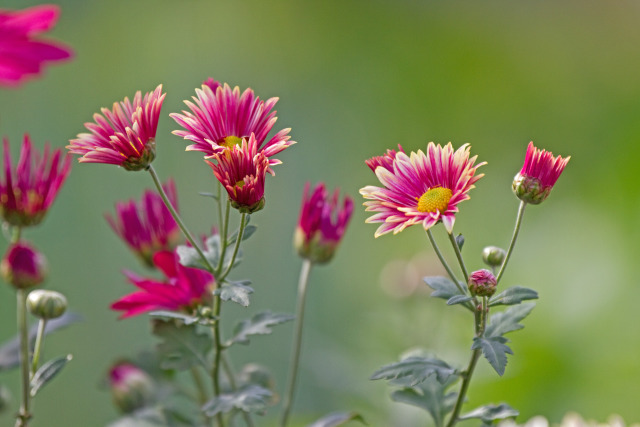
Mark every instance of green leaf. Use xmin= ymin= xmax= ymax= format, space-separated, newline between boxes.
xmin=214 ymin=281 xmax=254 ymax=307
xmin=153 ymin=320 xmax=211 ymax=371
xmin=198 ymin=192 xmax=219 ymax=200
xmin=227 ymin=224 xmax=258 ymax=245
xmin=485 ymin=303 xmax=535 ymax=338
xmin=307 ymin=411 xmax=367 ymax=427
xmin=489 ymin=286 xmax=538 ymax=307
xmin=30 ymin=354 xmax=72 ymax=397
xmin=455 ymin=234 xmax=465 ymax=250
xmin=390 ymin=377 xmax=457 ymax=427
xmin=227 ymin=311 xmax=295 ymax=346
xmin=460 ymin=403 xmax=519 ymax=423
xmin=148 ymin=311 xmax=200 ymax=325
xmin=107 ymin=407 xmax=170 ymax=427
xmin=202 ymin=385 xmax=272 ymax=416
xmin=472 ymin=336 xmax=513 ymax=376
xmin=447 ymin=295 xmax=473 ymax=306
xmin=370 ymin=356 xmax=457 ymax=386
xmin=424 ymin=276 xmax=465 ymax=300
xmin=176 ymin=245 xmax=207 ymax=270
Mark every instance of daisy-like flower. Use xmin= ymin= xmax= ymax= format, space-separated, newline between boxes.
xmin=0 ymin=5 xmax=72 ymax=87
xmin=105 ymin=179 xmax=180 ymax=268
xmin=170 ymin=78 xmax=295 ymax=168
xmin=207 ymin=134 xmax=269 ymax=214
xmin=360 ymin=142 xmax=485 ymax=237
xmin=67 ymin=85 xmax=165 ymax=171
xmin=512 ymin=141 xmax=570 ymax=205
xmin=365 ymin=144 xmax=404 ymax=173
xmin=111 ymin=250 xmax=214 ymax=319
xmin=294 ymin=182 xmax=353 ymax=264
xmin=1 ymin=134 xmax=72 ymax=227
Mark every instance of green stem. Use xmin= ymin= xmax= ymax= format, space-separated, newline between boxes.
xmin=495 ymin=201 xmax=527 ymax=285
xmin=216 ymin=201 xmax=231 ymax=275
xmin=447 ymin=231 xmax=469 ymax=284
xmin=190 ymin=366 xmax=208 ymax=406
xmin=16 ymin=289 xmax=31 ymax=427
xmin=30 ymin=319 xmax=47 ymax=376
xmin=280 ymin=259 xmax=313 ymax=427
xmin=218 ymin=213 xmax=247 ymax=283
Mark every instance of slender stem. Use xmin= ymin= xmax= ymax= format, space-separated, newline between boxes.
xmin=425 ymin=229 xmax=462 ymax=292
xmin=447 ymin=231 xmax=469 ymax=284
xmin=280 ymin=259 xmax=313 ymax=427
xmin=495 ymin=201 xmax=527 ymax=285
xmin=222 ymin=355 xmax=255 ymax=427
xmin=30 ymin=319 xmax=47 ymax=376
xmin=190 ymin=366 xmax=208 ymax=406
xmin=218 ymin=213 xmax=246 ymax=283
xmin=216 ymin=201 xmax=231 ymax=275
xmin=16 ymin=289 xmax=31 ymax=427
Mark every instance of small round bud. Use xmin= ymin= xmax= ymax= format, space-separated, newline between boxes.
xmin=512 ymin=173 xmax=551 ymax=205
xmin=468 ymin=269 xmax=497 ymax=297
xmin=109 ymin=363 xmax=155 ymax=414
xmin=294 ymin=227 xmax=338 ymax=264
xmin=27 ymin=290 xmax=68 ymax=319
xmin=1 ymin=242 xmax=47 ymax=290
xmin=482 ymin=246 xmax=506 ymax=267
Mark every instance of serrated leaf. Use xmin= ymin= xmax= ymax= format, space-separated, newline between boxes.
xmin=149 ymin=311 xmax=200 ymax=325
xmin=489 ymin=286 xmax=538 ymax=307
xmin=447 ymin=295 xmax=473 ymax=306
xmin=424 ymin=276 xmax=465 ymax=300
xmin=202 ymin=385 xmax=272 ymax=416
xmin=227 ymin=311 xmax=295 ymax=346
xmin=460 ymin=403 xmax=519 ymax=422
xmin=227 ymin=224 xmax=258 ymax=245
xmin=176 ymin=245 xmax=207 ymax=270
xmin=371 ymin=356 xmax=457 ymax=386
xmin=307 ymin=411 xmax=367 ymax=427
xmin=214 ymin=281 xmax=254 ymax=307
xmin=153 ymin=320 xmax=211 ymax=371
xmin=30 ymin=354 xmax=72 ymax=397
xmin=485 ymin=303 xmax=535 ymax=338
xmin=390 ymin=376 xmax=457 ymax=427
xmin=472 ymin=337 xmax=513 ymax=376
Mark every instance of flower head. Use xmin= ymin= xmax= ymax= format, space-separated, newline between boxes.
xmin=1 ymin=134 xmax=71 ymax=227
xmin=171 ymin=78 xmax=295 ymax=169
xmin=111 ymin=250 xmax=214 ymax=318
xmin=0 ymin=5 xmax=73 ymax=87
xmin=512 ymin=142 xmax=570 ymax=204
xmin=360 ymin=142 xmax=485 ymax=237
xmin=468 ymin=269 xmax=497 ymax=297
xmin=109 ymin=362 xmax=155 ymax=414
xmin=105 ymin=179 xmax=180 ymax=268
xmin=294 ymin=182 xmax=353 ymax=264
xmin=1 ymin=241 xmax=47 ymax=289
xmin=67 ymin=85 xmax=165 ymax=171
xmin=365 ymin=144 xmax=404 ymax=173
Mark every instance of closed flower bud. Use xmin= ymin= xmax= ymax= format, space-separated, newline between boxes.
xmin=1 ymin=242 xmax=47 ymax=289
xmin=482 ymin=246 xmax=506 ymax=267
xmin=468 ymin=269 xmax=497 ymax=297
xmin=109 ymin=363 xmax=155 ymax=414
xmin=27 ymin=289 xmax=67 ymax=319
xmin=512 ymin=142 xmax=570 ymax=205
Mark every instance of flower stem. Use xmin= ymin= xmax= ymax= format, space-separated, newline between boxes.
xmin=216 ymin=201 xmax=231 ymax=275
xmin=495 ymin=201 xmax=527 ymax=285
xmin=280 ymin=259 xmax=313 ymax=427
xmin=15 ymin=289 xmax=31 ymax=427
xmin=218 ymin=213 xmax=247 ymax=283
xmin=447 ymin=231 xmax=469 ymax=284
xmin=30 ymin=319 xmax=47 ymax=376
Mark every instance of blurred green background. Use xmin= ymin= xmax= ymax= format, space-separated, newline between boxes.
xmin=1 ymin=0 xmax=639 ymax=425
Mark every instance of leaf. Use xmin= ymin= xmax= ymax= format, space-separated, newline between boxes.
xmin=176 ymin=244 xmax=207 ymax=270
xmin=153 ymin=320 xmax=211 ymax=371
xmin=489 ymin=286 xmax=538 ymax=307
xmin=455 ymin=234 xmax=465 ymax=250
xmin=390 ymin=376 xmax=457 ymax=427
xmin=370 ymin=356 xmax=457 ymax=386
xmin=107 ymin=407 xmax=170 ymax=427
xmin=460 ymin=403 xmax=519 ymax=423
xmin=424 ymin=276 xmax=465 ymax=300
xmin=30 ymin=354 xmax=72 ymax=397
xmin=202 ymin=385 xmax=272 ymax=416
xmin=198 ymin=192 xmax=219 ymax=200
xmin=227 ymin=224 xmax=258 ymax=245
xmin=307 ymin=411 xmax=367 ymax=427
xmin=485 ymin=303 xmax=535 ymax=338
xmin=447 ymin=295 xmax=473 ymax=306
xmin=472 ymin=337 xmax=513 ymax=376
xmin=227 ymin=311 xmax=295 ymax=346
xmin=149 ymin=311 xmax=200 ymax=325
xmin=214 ymin=281 xmax=254 ymax=307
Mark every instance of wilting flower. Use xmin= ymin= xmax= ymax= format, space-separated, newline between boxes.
xmin=105 ymin=179 xmax=180 ymax=268
xmin=109 ymin=362 xmax=155 ymax=414
xmin=1 ymin=241 xmax=47 ymax=289
xmin=67 ymin=85 xmax=165 ymax=171
xmin=512 ymin=142 xmax=570 ymax=205
xmin=207 ymin=134 xmax=268 ymax=214
xmin=171 ymin=78 xmax=295 ymax=168
xmin=0 ymin=134 xmax=72 ymax=227
xmin=0 ymin=5 xmax=72 ymax=87
xmin=365 ymin=144 xmax=404 ymax=173
xmin=111 ymin=250 xmax=214 ymax=318
xmin=360 ymin=142 xmax=485 ymax=237
xmin=294 ymin=182 xmax=353 ymax=264
xmin=467 ymin=269 xmax=497 ymax=297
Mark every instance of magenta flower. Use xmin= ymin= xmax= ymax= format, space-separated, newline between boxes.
xmin=294 ymin=182 xmax=353 ymax=264
xmin=105 ymin=179 xmax=180 ymax=268
xmin=512 ymin=142 xmax=570 ymax=205
xmin=171 ymin=78 xmax=295 ymax=169
xmin=207 ymin=134 xmax=269 ymax=214
xmin=0 ymin=5 xmax=72 ymax=87
xmin=365 ymin=144 xmax=404 ymax=173
xmin=67 ymin=85 xmax=165 ymax=171
xmin=111 ymin=250 xmax=214 ymax=319
xmin=360 ymin=142 xmax=485 ymax=237
xmin=1 ymin=241 xmax=47 ymax=289
xmin=467 ymin=269 xmax=497 ymax=297
xmin=109 ymin=362 xmax=154 ymax=413
xmin=1 ymin=134 xmax=71 ymax=227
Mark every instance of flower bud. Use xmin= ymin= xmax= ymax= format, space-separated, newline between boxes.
xmin=482 ymin=246 xmax=506 ymax=267
xmin=512 ymin=173 xmax=551 ymax=205
xmin=512 ymin=142 xmax=570 ymax=205
xmin=109 ymin=363 xmax=155 ymax=414
xmin=468 ymin=269 xmax=497 ymax=297
xmin=1 ymin=242 xmax=47 ymax=289
xmin=27 ymin=290 xmax=68 ymax=319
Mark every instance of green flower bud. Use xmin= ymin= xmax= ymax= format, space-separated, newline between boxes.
xmin=27 ymin=289 xmax=68 ymax=319
xmin=482 ymin=246 xmax=506 ymax=267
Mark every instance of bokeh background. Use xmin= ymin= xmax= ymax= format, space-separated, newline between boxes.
xmin=1 ymin=0 xmax=639 ymax=425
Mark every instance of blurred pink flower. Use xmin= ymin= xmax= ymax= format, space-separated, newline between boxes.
xmin=512 ymin=141 xmax=570 ymax=204
xmin=1 ymin=241 xmax=47 ymax=289
xmin=365 ymin=144 xmax=404 ymax=173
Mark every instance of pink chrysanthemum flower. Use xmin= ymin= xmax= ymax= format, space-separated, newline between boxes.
xmin=105 ymin=179 xmax=180 ymax=268
xmin=0 ymin=5 xmax=72 ymax=87
xmin=170 ymin=78 xmax=295 ymax=169
xmin=360 ymin=142 xmax=485 ymax=237
xmin=294 ymin=182 xmax=354 ymax=264
xmin=111 ymin=250 xmax=214 ymax=319
xmin=1 ymin=241 xmax=47 ymax=290
xmin=468 ymin=269 xmax=497 ymax=297
xmin=365 ymin=144 xmax=404 ymax=173
xmin=67 ymin=85 xmax=165 ymax=171
xmin=0 ymin=134 xmax=71 ymax=227
xmin=109 ymin=362 xmax=155 ymax=414
xmin=207 ymin=134 xmax=269 ymax=214
xmin=512 ymin=142 xmax=570 ymax=205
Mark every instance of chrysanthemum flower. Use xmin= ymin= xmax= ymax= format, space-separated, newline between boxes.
xmin=1 ymin=241 xmax=47 ymax=289
xmin=468 ymin=269 xmax=497 ymax=297
xmin=171 ymin=78 xmax=295 ymax=168
xmin=67 ymin=85 xmax=165 ymax=171
xmin=207 ymin=134 xmax=268 ymax=214
xmin=105 ymin=179 xmax=180 ymax=268
xmin=0 ymin=5 xmax=72 ymax=87
xmin=0 ymin=134 xmax=71 ymax=227
xmin=360 ymin=142 xmax=485 ymax=237
xmin=512 ymin=142 xmax=570 ymax=205
xmin=111 ymin=250 xmax=214 ymax=319
xmin=365 ymin=144 xmax=404 ymax=173
xmin=294 ymin=182 xmax=353 ymax=264
xmin=109 ymin=362 xmax=155 ymax=414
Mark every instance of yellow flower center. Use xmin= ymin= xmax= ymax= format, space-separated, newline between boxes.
xmin=235 ymin=179 xmax=245 ymax=188
xmin=416 ymin=187 xmax=452 ymax=213
xmin=220 ymin=135 xmax=243 ymax=149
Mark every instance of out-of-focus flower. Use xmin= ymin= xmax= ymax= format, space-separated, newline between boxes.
xmin=499 ymin=413 xmax=640 ymax=427
xmin=1 ymin=134 xmax=71 ymax=227
xmin=67 ymin=85 xmax=165 ymax=171
xmin=171 ymin=78 xmax=295 ymax=169
xmin=512 ymin=142 xmax=570 ymax=205
xmin=111 ymin=250 xmax=214 ymax=318
xmin=293 ymin=182 xmax=353 ymax=264
xmin=105 ymin=179 xmax=180 ymax=268
xmin=27 ymin=289 xmax=67 ymax=319
xmin=360 ymin=142 xmax=485 ymax=237
xmin=482 ymin=245 xmax=506 ymax=268
xmin=365 ymin=144 xmax=404 ymax=173
xmin=467 ymin=269 xmax=497 ymax=297
xmin=1 ymin=241 xmax=47 ymax=289
xmin=207 ymin=134 xmax=268 ymax=214
xmin=109 ymin=362 xmax=155 ymax=414
xmin=0 ymin=5 xmax=72 ymax=87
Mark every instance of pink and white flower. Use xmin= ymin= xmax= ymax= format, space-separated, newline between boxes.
xmin=512 ymin=142 xmax=570 ymax=205
xmin=365 ymin=144 xmax=404 ymax=173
